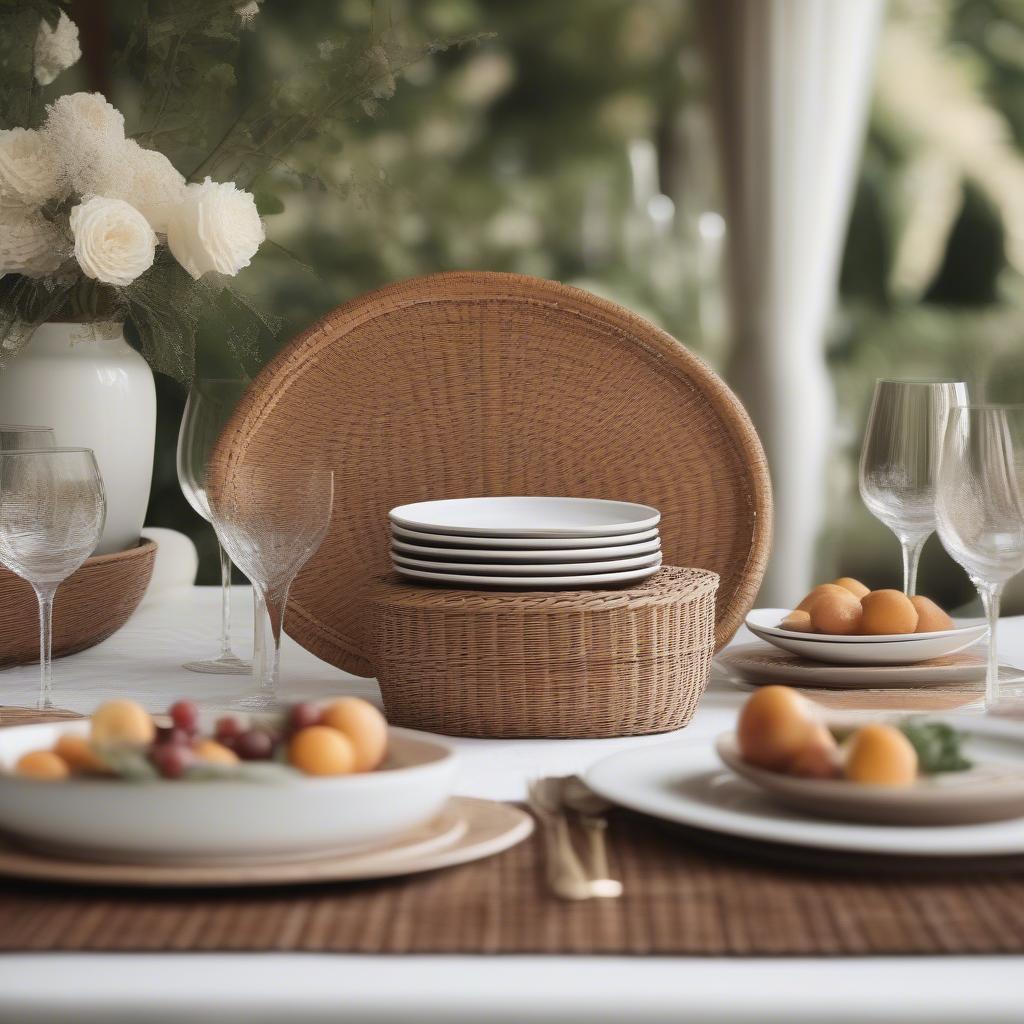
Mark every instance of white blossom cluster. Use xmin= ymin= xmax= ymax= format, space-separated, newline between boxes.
xmin=0 ymin=88 xmax=265 ymax=287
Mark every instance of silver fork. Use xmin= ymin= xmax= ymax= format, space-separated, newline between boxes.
xmin=526 ymin=777 xmax=595 ymax=901
xmin=559 ymin=775 xmax=623 ymax=899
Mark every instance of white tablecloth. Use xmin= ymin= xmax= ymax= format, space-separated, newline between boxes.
xmin=0 ymin=584 xmax=1022 ymax=1024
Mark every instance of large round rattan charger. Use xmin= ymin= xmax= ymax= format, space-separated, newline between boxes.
xmin=211 ymin=272 xmax=772 ymax=676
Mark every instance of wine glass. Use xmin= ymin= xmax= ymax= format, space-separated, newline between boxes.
xmin=0 ymin=425 xmax=56 ymax=451
xmin=176 ymin=379 xmax=253 ymax=674
xmin=936 ymin=405 xmax=1024 ymax=710
xmin=0 ymin=448 xmax=106 ymax=709
xmin=859 ymin=379 xmax=968 ymax=595
xmin=207 ymin=466 xmax=333 ymax=709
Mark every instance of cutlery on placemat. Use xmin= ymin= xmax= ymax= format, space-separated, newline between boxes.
xmin=527 ymin=778 xmax=595 ymax=901
xmin=559 ymin=775 xmax=623 ymax=898
xmin=527 ymin=777 xmax=622 ymax=900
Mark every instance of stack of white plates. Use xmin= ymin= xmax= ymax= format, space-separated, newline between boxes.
xmin=388 ymin=497 xmax=663 ymax=588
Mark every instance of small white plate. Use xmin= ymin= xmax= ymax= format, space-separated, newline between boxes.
xmin=391 ymin=524 xmax=660 ymax=549
xmin=586 ymin=717 xmax=1024 ymax=857
xmin=0 ymin=723 xmax=458 ymax=864
xmin=745 ymin=608 xmax=988 ymax=665
xmin=390 ymin=549 xmax=662 ymax=576
xmin=391 ymin=536 xmax=662 ymax=562
xmin=393 ymin=560 xmax=662 ymax=588
xmin=389 ymin=496 xmax=660 ymax=538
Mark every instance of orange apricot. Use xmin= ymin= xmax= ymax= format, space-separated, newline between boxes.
xmin=844 ymin=724 xmax=918 ymax=786
xmin=289 ymin=725 xmax=356 ymax=777
xmin=910 ymin=595 xmax=954 ymax=633
xmin=737 ymin=686 xmax=818 ymax=771
xmin=860 ymin=590 xmax=918 ymax=635
xmin=16 ymin=750 xmax=70 ymax=781
xmin=320 ymin=698 xmax=388 ymax=771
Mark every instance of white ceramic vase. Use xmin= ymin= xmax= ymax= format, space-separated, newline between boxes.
xmin=0 ymin=320 xmax=156 ymax=555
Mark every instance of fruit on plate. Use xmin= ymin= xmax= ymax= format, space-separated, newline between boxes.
xmin=320 ymin=697 xmax=389 ymax=771
xmin=860 ymin=589 xmax=918 ymax=635
xmin=910 ymin=595 xmax=955 ymax=633
xmin=8 ymin=696 xmax=391 ymax=782
xmin=289 ymin=725 xmax=357 ymax=776
xmin=90 ymin=699 xmax=156 ymax=745
xmin=807 ymin=587 xmax=863 ymax=636
xmin=734 ymin=687 xmax=972 ymax=787
xmin=781 ymin=579 xmax=953 ymax=637
xmin=737 ymin=685 xmax=820 ymax=771
xmin=843 ymin=723 xmax=918 ymax=786
xmin=833 ymin=576 xmax=870 ymax=599
xmin=15 ymin=750 xmax=70 ymax=781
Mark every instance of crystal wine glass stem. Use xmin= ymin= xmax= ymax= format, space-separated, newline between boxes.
xmin=255 ymin=583 xmax=290 ymax=696
xmin=898 ymin=532 xmax=929 ymax=596
xmin=33 ymin=583 xmax=57 ymax=711
xmin=251 ymin=587 xmax=266 ymax=680
xmin=217 ymin=538 xmax=233 ymax=659
xmin=978 ymin=581 xmax=1004 ymax=710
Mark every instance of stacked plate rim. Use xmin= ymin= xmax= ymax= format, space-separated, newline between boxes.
xmin=387 ymin=497 xmax=663 ymax=588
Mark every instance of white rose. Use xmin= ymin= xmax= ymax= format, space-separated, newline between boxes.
xmin=236 ymin=1 xmax=260 ymax=28
xmin=0 ymin=207 xmax=64 ymax=277
xmin=103 ymin=140 xmax=186 ymax=234
xmin=70 ymin=196 xmax=156 ymax=287
xmin=43 ymin=92 xmax=126 ymax=197
xmin=0 ymin=128 xmax=60 ymax=208
xmin=166 ymin=177 xmax=265 ymax=279
xmin=34 ymin=11 xmax=81 ymax=86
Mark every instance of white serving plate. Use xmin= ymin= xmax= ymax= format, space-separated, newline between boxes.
xmin=390 ymin=536 xmax=662 ymax=562
xmin=0 ymin=722 xmax=458 ymax=864
xmin=745 ymin=608 xmax=988 ymax=665
xmin=390 ymin=549 xmax=662 ymax=576
xmin=391 ymin=524 xmax=660 ymax=549
xmin=586 ymin=717 xmax=1024 ymax=857
xmin=393 ymin=560 xmax=662 ymax=588
xmin=389 ymin=496 xmax=660 ymax=538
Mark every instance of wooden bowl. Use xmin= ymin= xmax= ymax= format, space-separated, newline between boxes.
xmin=0 ymin=538 xmax=156 ymax=666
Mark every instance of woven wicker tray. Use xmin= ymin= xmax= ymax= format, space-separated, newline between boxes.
xmin=212 ymin=272 xmax=772 ymax=677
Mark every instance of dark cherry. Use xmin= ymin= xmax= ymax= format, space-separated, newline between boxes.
xmin=169 ymin=700 xmax=199 ymax=734
xmin=151 ymin=744 xmax=192 ymax=780
xmin=288 ymin=702 xmax=321 ymax=733
xmin=156 ymin=725 xmax=192 ymax=747
xmin=235 ymin=729 xmax=275 ymax=761
xmin=215 ymin=716 xmax=242 ymax=742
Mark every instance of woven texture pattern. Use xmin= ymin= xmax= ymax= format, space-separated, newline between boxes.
xmin=2 ymin=806 xmax=1023 ymax=955
xmin=211 ymin=272 xmax=772 ymax=677
xmin=0 ymin=540 xmax=155 ymax=666
xmin=365 ymin=566 xmax=719 ymax=738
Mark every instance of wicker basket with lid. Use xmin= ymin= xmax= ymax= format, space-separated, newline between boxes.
xmin=364 ymin=565 xmax=719 ymax=739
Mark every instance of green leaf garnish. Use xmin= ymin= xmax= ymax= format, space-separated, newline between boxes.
xmin=899 ymin=720 xmax=973 ymax=774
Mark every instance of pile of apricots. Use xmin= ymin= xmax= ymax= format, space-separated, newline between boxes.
xmin=12 ymin=696 xmax=389 ymax=781
xmin=737 ymin=685 xmax=919 ymax=786
xmin=781 ymin=577 xmax=954 ymax=636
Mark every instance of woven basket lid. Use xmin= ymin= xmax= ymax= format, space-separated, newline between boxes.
xmin=212 ymin=272 xmax=772 ymax=676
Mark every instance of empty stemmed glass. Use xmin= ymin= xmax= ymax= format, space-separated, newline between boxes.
xmin=859 ymin=379 xmax=968 ymax=595
xmin=207 ymin=466 xmax=333 ymax=709
xmin=177 ymin=379 xmax=253 ymax=674
xmin=936 ymin=405 xmax=1024 ymax=711
xmin=0 ymin=448 xmax=106 ymax=709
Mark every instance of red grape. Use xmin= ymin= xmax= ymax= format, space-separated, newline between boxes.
xmin=235 ymin=729 xmax=275 ymax=760
xmin=169 ymin=700 xmax=199 ymax=733
xmin=156 ymin=725 xmax=192 ymax=747
xmin=288 ymin=702 xmax=321 ymax=733
xmin=215 ymin=716 xmax=242 ymax=741
xmin=152 ymin=744 xmax=192 ymax=780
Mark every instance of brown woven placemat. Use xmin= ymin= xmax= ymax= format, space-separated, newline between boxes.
xmin=2 ymin=707 xmax=1024 ymax=955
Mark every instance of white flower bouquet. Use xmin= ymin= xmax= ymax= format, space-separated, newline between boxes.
xmin=0 ymin=1 xmax=452 ymax=382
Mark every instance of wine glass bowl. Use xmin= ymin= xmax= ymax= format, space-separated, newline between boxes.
xmin=207 ymin=466 xmax=334 ymax=708
xmin=859 ymin=379 xmax=968 ymax=595
xmin=0 ymin=448 xmax=106 ymax=709
xmin=936 ymin=405 xmax=1024 ymax=709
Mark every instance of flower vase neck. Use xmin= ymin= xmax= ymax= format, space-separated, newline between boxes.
xmin=29 ymin=321 xmax=130 ymax=357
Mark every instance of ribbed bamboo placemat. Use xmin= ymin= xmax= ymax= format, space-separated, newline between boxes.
xmin=2 ymin=708 xmax=1023 ymax=955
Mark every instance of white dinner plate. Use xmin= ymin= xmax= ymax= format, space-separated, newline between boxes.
xmin=390 ymin=524 xmax=661 ymax=549
xmin=586 ymin=717 xmax=1024 ymax=857
xmin=390 ymin=549 xmax=662 ymax=576
xmin=0 ymin=722 xmax=458 ymax=864
xmin=389 ymin=496 xmax=660 ymax=538
xmin=393 ymin=560 xmax=662 ymax=588
xmin=745 ymin=608 xmax=988 ymax=665
xmin=390 ymin=536 xmax=662 ymax=562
